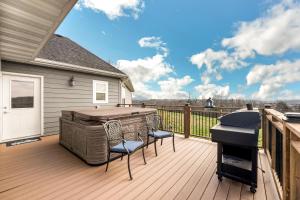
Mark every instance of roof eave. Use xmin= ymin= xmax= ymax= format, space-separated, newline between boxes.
xmin=31 ymin=0 xmax=78 ymax=59
xmin=30 ymin=58 xmax=128 ymax=78
xmin=121 ymin=77 xmax=135 ymax=92
xmin=0 ymin=0 xmax=78 ymax=62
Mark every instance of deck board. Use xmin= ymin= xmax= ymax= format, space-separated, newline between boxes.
xmin=0 ymin=135 xmax=280 ymax=200
xmin=199 ymin=170 xmax=220 ymax=200
xmin=146 ymin=146 xmax=215 ymax=200
xmin=227 ymin=181 xmax=242 ymax=200
xmin=177 ymin=159 xmax=216 ymax=200
xmin=214 ymin=178 xmax=231 ymax=200
xmin=114 ymin=141 xmax=205 ymax=200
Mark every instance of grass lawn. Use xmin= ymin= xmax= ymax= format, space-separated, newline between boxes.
xmin=158 ymin=109 xmax=263 ymax=147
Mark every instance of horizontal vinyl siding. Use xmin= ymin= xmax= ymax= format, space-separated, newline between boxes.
xmin=125 ymin=87 xmax=132 ymax=104
xmin=2 ymin=61 xmax=121 ymax=135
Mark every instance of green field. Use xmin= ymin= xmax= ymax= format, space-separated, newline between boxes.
xmin=157 ymin=110 xmax=263 ymax=147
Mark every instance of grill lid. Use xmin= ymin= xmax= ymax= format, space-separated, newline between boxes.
xmin=219 ymin=110 xmax=261 ymax=129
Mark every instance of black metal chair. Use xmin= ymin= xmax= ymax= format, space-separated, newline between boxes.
xmin=145 ymin=114 xmax=175 ymax=156
xmin=103 ymin=120 xmax=146 ymax=180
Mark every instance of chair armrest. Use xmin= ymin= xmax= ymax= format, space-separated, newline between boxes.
xmin=167 ymin=123 xmax=175 ymax=135
xmin=137 ymin=132 xmax=144 ymax=143
xmin=122 ymin=139 xmax=130 ymax=153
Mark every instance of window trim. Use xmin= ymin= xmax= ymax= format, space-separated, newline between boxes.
xmin=93 ymin=80 xmax=108 ymax=104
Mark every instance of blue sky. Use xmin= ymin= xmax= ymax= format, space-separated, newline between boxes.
xmin=56 ymin=0 xmax=300 ymax=100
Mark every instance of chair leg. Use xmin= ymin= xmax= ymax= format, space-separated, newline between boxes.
xmin=142 ymin=147 xmax=147 ymax=164
xmin=147 ymin=135 xmax=149 ymax=148
xmin=172 ymin=135 xmax=175 ymax=152
xmin=105 ymin=152 xmax=111 ymax=172
xmin=154 ymin=138 xmax=158 ymax=156
xmin=121 ymin=153 xmax=123 ymax=160
xmin=161 ymin=138 xmax=163 ymax=146
xmin=127 ymin=154 xmax=133 ymax=180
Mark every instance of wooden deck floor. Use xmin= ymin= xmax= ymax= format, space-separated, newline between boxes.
xmin=0 ymin=135 xmax=280 ymax=200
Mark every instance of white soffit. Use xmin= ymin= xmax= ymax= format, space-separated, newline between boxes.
xmin=0 ymin=0 xmax=77 ymax=62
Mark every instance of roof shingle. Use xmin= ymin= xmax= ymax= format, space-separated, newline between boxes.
xmin=37 ymin=34 xmax=125 ymax=75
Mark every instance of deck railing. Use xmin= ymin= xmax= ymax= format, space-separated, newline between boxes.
xmin=119 ymin=103 xmax=268 ymax=145
xmin=117 ymin=103 xmax=240 ymax=138
xmin=118 ymin=103 xmax=300 ymax=200
xmin=262 ymin=108 xmax=300 ymax=200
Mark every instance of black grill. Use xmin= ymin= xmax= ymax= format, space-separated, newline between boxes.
xmin=210 ymin=109 xmax=261 ymax=193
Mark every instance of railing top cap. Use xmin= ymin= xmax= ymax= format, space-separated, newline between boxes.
xmin=265 ymin=108 xmax=300 ymax=138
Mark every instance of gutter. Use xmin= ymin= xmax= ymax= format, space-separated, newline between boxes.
xmin=31 ymin=58 xmax=127 ymax=77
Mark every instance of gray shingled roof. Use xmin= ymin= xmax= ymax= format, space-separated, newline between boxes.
xmin=37 ymin=34 xmax=125 ymax=75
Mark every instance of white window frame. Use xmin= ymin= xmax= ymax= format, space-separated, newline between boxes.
xmin=93 ymin=80 xmax=108 ymax=104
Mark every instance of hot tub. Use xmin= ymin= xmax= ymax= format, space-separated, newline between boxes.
xmin=60 ymin=107 xmax=157 ymax=165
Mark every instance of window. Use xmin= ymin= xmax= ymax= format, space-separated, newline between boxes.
xmin=93 ymin=80 xmax=108 ymax=103
xmin=11 ymin=80 xmax=34 ymax=108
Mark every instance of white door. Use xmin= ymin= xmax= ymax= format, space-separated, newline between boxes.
xmin=2 ymin=74 xmax=42 ymax=141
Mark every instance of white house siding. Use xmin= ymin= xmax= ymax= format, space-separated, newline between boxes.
xmin=125 ymin=86 xmax=132 ymax=104
xmin=2 ymin=60 xmax=121 ymax=135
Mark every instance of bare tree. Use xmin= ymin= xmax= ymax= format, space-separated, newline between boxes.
xmin=275 ymin=101 xmax=290 ymax=112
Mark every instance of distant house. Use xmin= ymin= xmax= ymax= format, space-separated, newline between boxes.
xmin=0 ymin=3 xmax=134 ymax=142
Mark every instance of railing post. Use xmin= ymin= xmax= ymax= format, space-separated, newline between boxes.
xmin=262 ymin=108 xmax=266 ymax=149
xmin=184 ymin=103 xmax=191 ymax=138
xmin=290 ymin=139 xmax=300 ymax=200
xmin=283 ymin=121 xmax=290 ymax=200
xmin=271 ymin=125 xmax=277 ymax=169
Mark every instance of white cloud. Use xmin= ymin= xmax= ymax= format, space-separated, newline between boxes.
xmin=190 ymin=0 xmax=300 ymax=99
xmin=138 ymin=36 xmax=168 ymax=56
xmin=117 ymin=36 xmax=171 ymax=86
xmin=75 ymin=0 xmax=145 ymax=20
xmin=222 ymin=0 xmax=300 ymax=56
xmin=134 ymin=76 xmax=193 ymax=99
xmin=195 ymin=83 xmax=246 ymax=100
xmin=190 ymin=48 xmax=247 ymax=84
xmin=191 ymin=49 xmax=226 ymax=70
xmin=117 ymin=54 xmax=173 ymax=83
xmin=247 ymin=59 xmax=300 ymax=99
xmin=195 ymin=84 xmax=230 ymax=99
xmin=247 ymin=60 xmax=300 ymax=85
xmin=252 ymin=83 xmax=284 ymax=100
xmin=138 ymin=37 xmax=164 ymax=48
xmin=74 ymin=3 xmax=82 ymax=10
xmin=228 ymin=93 xmax=246 ymax=99
xmin=277 ymin=90 xmax=300 ymax=100
xmin=116 ymin=37 xmax=193 ymax=99
xmin=117 ymin=56 xmax=194 ymax=99
xmin=156 ymin=76 xmax=194 ymax=99
xmin=116 ymin=54 xmax=173 ymax=99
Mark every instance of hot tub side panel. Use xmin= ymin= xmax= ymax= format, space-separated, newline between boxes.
xmin=60 ymin=110 xmax=156 ymax=165
xmin=60 ymin=118 xmax=108 ymax=165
